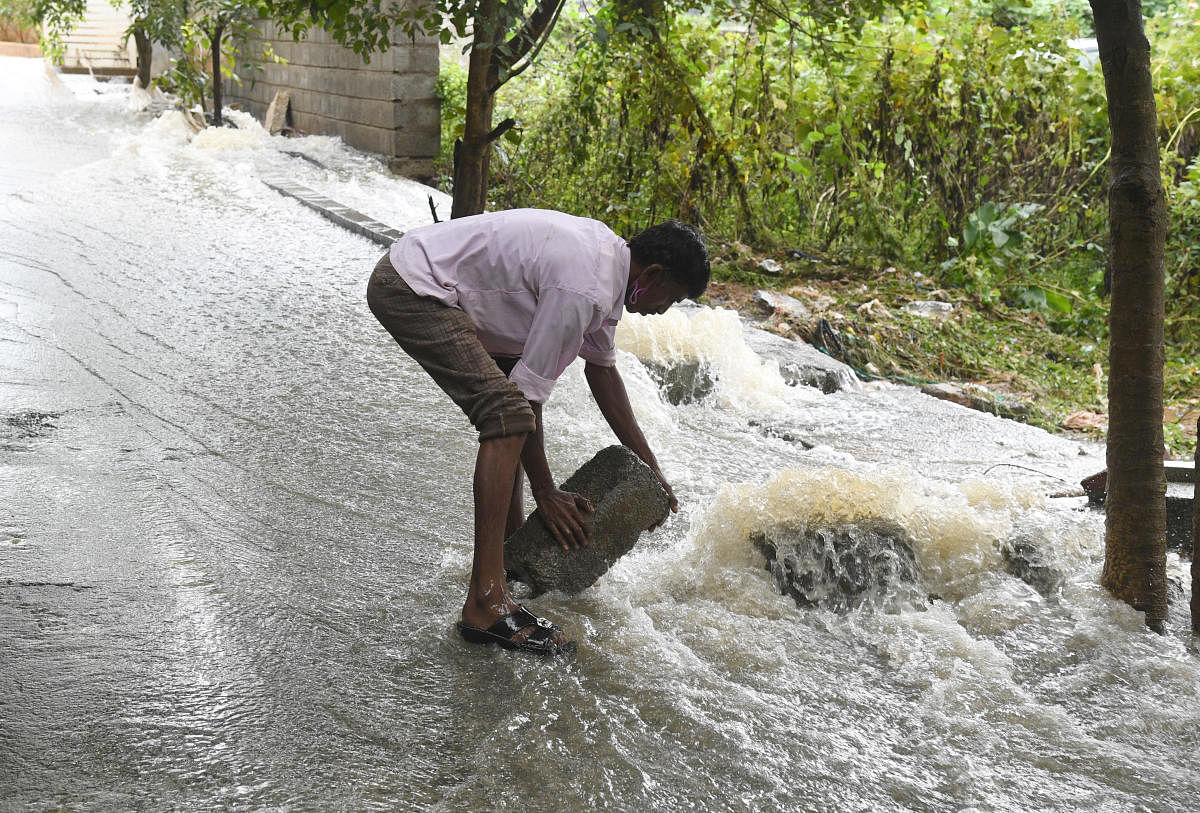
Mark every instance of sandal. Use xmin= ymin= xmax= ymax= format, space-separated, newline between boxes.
xmin=456 ymin=605 xmax=576 ymax=657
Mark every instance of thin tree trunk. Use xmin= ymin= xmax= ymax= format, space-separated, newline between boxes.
xmin=451 ymin=0 xmax=564 ymax=218
xmin=452 ymin=0 xmax=500 ymax=218
xmin=133 ymin=25 xmax=152 ymax=89
xmin=1091 ymin=0 xmax=1168 ymax=630
xmin=211 ymin=20 xmax=224 ymax=127
xmin=1192 ymin=417 xmax=1198 ymax=635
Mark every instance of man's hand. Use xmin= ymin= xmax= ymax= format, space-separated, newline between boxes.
xmin=534 ymin=488 xmax=595 ymax=550
xmin=649 ymin=466 xmax=678 ymax=532
xmin=584 ymin=362 xmax=681 ymax=532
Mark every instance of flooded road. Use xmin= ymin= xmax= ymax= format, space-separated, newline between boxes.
xmin=2 ymin=57 xmax=1197 ymax=811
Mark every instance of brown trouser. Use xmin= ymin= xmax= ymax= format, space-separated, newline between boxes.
xmin=367 ymin=252 xmax=536 ymax=441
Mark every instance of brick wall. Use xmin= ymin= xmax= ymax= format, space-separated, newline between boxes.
xmin=226 ymin=22 xmax=440 ymax=180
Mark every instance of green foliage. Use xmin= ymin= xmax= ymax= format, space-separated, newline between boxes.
xmin=271 ymin=0 xmax=400 ymax=59
xmin=947 ymin=202 xmax=1043 ymax=269
xmin=1166 ymin=156 xmax=1200 ymax=346
xmin=940 ymin=201 xmax=1043 ymax=305
xmin=270 ymin=0 xmax=554 ymax=61
xmin=435 ymin=58 xmax=468 ymax=184
xmin=1153 ymin=3 xmax=1200 ymax=333
xmin=132 ymin=0 xmax=273 ymax=119
xmin=489 ymin=0 xmax=1102 ymax=247
xmin=152 ymin=0 xmax=267 ymax=114
xmin=124 ymin=0 xmax=185 ymax=47
xmin=476 ymin=0 xmax=1198 ymax=340
xmin=0 ymin=0 xmax=85 ymax=61
xmin=10 ymin=0 xmax=276 ymax=117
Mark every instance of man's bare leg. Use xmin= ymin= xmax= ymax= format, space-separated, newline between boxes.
xmin=501 ymin=463 xmax=524 ymax=575
xmin=505 ymin=463 xmax=525 ymax=539
xmin=462 ymin=433 xmax=568 ymax=647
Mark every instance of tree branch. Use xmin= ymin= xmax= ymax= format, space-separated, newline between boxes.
xmin=499 ymin=0 xmax=566 ymax=87
xmin=487 ymin=0 xmax=565 ymax=93
xmin=487 ymin=117 xmax=516 ymax=142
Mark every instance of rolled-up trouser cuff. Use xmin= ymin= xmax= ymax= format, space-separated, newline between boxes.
xmin=367 ymin=252 xmax=535 ymax=442
xmin=475 ymin=411 xmax=537 ymax=442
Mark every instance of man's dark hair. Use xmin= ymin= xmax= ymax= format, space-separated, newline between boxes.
xmin=629 ymin=220 xmax=710 ymax=300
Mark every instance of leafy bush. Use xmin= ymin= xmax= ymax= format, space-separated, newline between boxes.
xmin=434 ymin=57 xmax=467 ymax=188
xmin=486 ymin=2 xmax=1101 ymax=249
xmin=443 ymin=0 xmax=1198 ymax=336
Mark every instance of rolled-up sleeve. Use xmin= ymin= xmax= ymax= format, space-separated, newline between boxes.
xmin=579 ymin=322 xmax=617 ymax=367
xmin=509 ymin=286 xmax=604 ymax=403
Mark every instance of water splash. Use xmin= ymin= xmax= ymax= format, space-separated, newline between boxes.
xmin=617 ymin=307 xmax=797 ymax=412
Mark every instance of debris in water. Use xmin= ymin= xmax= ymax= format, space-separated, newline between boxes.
xmin=1080 ymin=466 xmax=1195 ymax=554
xmin=265 ymin=90 xmax=290 ymax=134
xmin=2 ymin=410 xmax=62 ymax=452
xmin=999 ymin=536 xmax=1065 ymax=597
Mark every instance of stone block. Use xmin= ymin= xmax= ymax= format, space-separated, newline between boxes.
xmin=332 ymin=121 xmax=393 ymax=156
xmin=393 ymin=99 xmax=441 ymax=131
xmin=742 ymin=326 xmax=860 ymax=394
xmin=643 ymin=360 xmax=715 ymax=406
xmin=410 ymin=43 xmax=440 ymax=72
xmin=391 ymin=128 xmax=440 ymax=159
xmin=333 ymin=44 xmax=371 ymax=71
xmin=385 ymin=41 xmax=439 ymax=73
xmin=754 ymin=289 xmax=812 ymax=323
xmin=504 ymin=446 xmax=670 ymax=596
xmin=392 ymin=71 xmax=437 ymax=101
xmin=920 ymin=382 xmax=1032 ymax=421
xmin=999 ymin=536 xmax=1064 ymax=596
xmin=222 ymin=21 xmax=440 ymax=162
xmin=387 ymin=156 xmax=436 ymax=182
xmin=283 ymin=87 xmax=316 ymax=114
xmin=346 ymin=69 xmax=395 ymax=101
xmin=260 ymin=60 xmax=288 ymax=84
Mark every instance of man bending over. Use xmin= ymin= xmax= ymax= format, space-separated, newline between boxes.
xmin=367 ymin=209 xmax=709 ymax=656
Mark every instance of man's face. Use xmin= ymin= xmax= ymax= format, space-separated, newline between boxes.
xmin=629 ymin=269 xmax=690 ymax=316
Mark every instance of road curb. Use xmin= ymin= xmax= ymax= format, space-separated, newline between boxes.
xmin=262 ymin=177 xmax=404 ymax=247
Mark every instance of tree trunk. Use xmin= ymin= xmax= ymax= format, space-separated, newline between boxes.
xmin=452 ymin=0 xmax=501 ymax=218
xmin=133 ymin=25 xmax=152 ymax=90
xmin=1192 ymin=417 xmax=1198 ymax=635
xmin=451 ymin=0 xmax=564 ymax=218
xmin=1091 ymin=0 xmax=1169 ymax=631
xmin=211 ymin=21 xmax=225 ymax=127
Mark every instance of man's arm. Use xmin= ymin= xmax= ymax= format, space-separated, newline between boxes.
xmin=584 ymin=361 xmax=679 ymax=523
xmin=521 ymin=400 xmax=595 ymax=550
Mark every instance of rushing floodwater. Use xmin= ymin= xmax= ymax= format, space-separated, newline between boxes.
xmin=1 ymin=57 xmax=1197 ymax=811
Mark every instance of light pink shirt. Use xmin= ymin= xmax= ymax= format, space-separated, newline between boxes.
xmin=388 ymin=208 xmax=629 ymax=403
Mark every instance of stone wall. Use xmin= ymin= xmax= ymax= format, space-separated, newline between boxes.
xmin=226 ymin=22 xmax=439 ymax=180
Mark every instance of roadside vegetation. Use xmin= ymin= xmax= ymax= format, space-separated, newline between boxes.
xmin=435 ymin=0 xmax=1199 ymax=457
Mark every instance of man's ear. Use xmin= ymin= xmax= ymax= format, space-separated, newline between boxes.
xmin=642 ymin=263 xmax=665 ymax=286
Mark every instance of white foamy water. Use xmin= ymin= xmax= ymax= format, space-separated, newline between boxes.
xmin=1 ymin=57 xmax=1197 ymax=811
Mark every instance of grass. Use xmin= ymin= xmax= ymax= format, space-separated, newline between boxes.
xmin=698 ymin=247 xmax=1199 ymax=462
